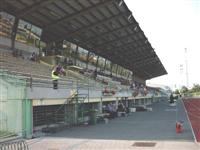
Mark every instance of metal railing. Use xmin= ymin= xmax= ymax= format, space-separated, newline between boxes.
xmin=0 ymin=69 xmax=104 ymax=90
xmin=0 ymin=139 xmax=29 ymax=150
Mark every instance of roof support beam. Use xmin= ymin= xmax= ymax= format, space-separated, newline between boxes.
xmin=42 ymin=12 xmax=128 ymax=42
xmin=43 ymin=0 xmax=116 ymax=30
xmin=106 ymin=38 xmax=148 ymax=51
xmin=16 ymin=0 xmax=55 ymax=18
xmin=94 ymin=32 xmax=141 ymax=48
xmin=84 ymin=22 xmax=137 ymax=44
xmin=133 ymin=57 xmax=158 ymax=67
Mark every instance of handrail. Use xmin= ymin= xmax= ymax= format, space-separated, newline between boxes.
xmin=0 ymin=69 xmax=103 ymax=90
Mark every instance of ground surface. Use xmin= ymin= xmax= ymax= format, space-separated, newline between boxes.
xmin=28 ymin=99 xmax=200 ymax=150
xmin=183 ymin=98 xmax=200 ymax=142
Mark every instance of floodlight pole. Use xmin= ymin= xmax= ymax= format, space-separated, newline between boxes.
xmin=185 ymin=48 xmax=189 ymax=88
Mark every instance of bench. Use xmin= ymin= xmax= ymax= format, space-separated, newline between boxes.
xmin=117 ymin=111 xmax=127 ymax=117
xmin=96 ymin=113 xmax=110 ymax=123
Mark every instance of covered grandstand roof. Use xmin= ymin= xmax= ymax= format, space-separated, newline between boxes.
xmin=1 ymin=0 xmax=167 ymax=80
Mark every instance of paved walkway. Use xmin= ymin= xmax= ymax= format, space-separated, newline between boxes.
xmin=28 ymin=137 xmax=200 ymax=150
xmin=28 ymin=99 xmax=199 ymax=150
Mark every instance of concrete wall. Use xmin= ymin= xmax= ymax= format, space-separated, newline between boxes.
xmin=27 ymin=86 xmax=134 ymax=100
xmin=0 ymin=79 xmax=24 ymax=136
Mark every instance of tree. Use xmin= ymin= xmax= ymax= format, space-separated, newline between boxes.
xmin=190 ymin=84 xmax=200 ymax=93
xmin=180 ymin=86 xmax=188 ymax=94
xmin=174 ymin=89 xmax=180 ymax=95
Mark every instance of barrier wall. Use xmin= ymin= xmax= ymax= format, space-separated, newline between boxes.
xmin=0 ymin=71 xmax=27 ymax=140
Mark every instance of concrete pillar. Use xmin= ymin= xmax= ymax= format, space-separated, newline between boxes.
xmin=125 ymin=97 xmax=128 ymax=108
xmin=64 ymin=104 xmax=68 ymax=123
xmin=74 ymin=97 xmax=78 ymax=125
xmin=98 ymin=98 xmax=103 ymax=113
xmin=116 ymin=97 xmax=119 ymax=107
xmin=22 ymin=99 xmax=33 ymax=138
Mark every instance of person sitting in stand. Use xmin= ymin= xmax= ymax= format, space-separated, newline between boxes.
xmin=51 ymin=64 xmax=66 ymax=89
xmin=30 ymin=52 xmax=36 ymax=61
xmin=117 ymin=102 xmax=126 ymax=117
xmin=93 ymin=69 xmax=97 ymax=79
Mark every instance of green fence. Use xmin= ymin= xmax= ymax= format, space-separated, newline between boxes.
xmin=0 ymin=70 xmax=27 ymax=140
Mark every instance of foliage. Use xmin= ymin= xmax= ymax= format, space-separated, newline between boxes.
xmin=174 ymin=89 xmax=180 ymax=94
xmin=180 ymin=86 xmax=188 ymax=94
xmin=190 ymin=84 xmax=200 ymax=93
xmin=178 ymin=84 xmax=200 ymax=94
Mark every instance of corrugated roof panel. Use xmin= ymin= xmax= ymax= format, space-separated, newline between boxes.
xmin=78 ymin=0 xmax=92 ymax=8
xmin=55 ymin=1 xmax=75 ymax=14
xmin=2 ymin=0 xmax=167 ymax=79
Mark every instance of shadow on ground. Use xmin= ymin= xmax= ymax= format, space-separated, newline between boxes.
xmin=49 ymin=100 xmax=194 ymax=141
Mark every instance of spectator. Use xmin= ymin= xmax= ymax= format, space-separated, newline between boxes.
xmin=93 ymin=69 xmax=97 ymax=79
xmin=107 ymin=103 xmax=116 ymax=118
xmin=118 ymin=102 xmax=126 ymax=112
xmin=68 ymin=59 xmax=73 ymax=65
xmin=51 ymin=65 xmax=66 ymax=89
xmin=30 ymin=52 xmax=36 ymax=61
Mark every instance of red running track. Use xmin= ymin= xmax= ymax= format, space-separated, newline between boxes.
xmin=183 ymin=98 xmax=200 ymax=142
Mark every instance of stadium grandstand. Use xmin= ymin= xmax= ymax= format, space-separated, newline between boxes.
xmin=1 ymin=0 xmax=188 ymax=148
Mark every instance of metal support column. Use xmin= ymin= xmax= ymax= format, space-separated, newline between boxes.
xmin=95 ymin=56 xmax=99 ymax=71
xmin=120 ymin=67 xmax=124 ymax=77
xmin=115 ymin=65 xmax=119 ymax=77
xmin=74 ymin=45 xmax=79 ymax=66
xmin=74 ymin=81 xmax=79 ymax=125
xmin=110 ymin=63 xmax=113 ymax=77
xmin=11 ymin=17 xmax=19 ymax=51
xmin=127 ymin=71 xmax=131 ymax=80
xmin=103 ymin=59 xmax=107 ymax=72
xmin=86 ymin=51 xmax=90 ymax=69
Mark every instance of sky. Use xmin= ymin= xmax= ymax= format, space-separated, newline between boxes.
xmin=124 ymin=0 xmax=200 ymax=89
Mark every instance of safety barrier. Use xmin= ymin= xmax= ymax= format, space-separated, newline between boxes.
xmin=0 ymin=139 xmax=29 ymax=150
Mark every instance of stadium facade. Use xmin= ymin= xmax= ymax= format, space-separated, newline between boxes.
xmin=0 ymin=0 xmax=167 ymax=139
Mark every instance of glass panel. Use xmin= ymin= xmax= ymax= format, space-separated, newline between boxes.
xmin=78 ymin=47 xmax=88 ymax=63
xmin=16 ymin=19 xmax=42 ymax=47
xmin=0 ymin=12 xmax=15 ymax=38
